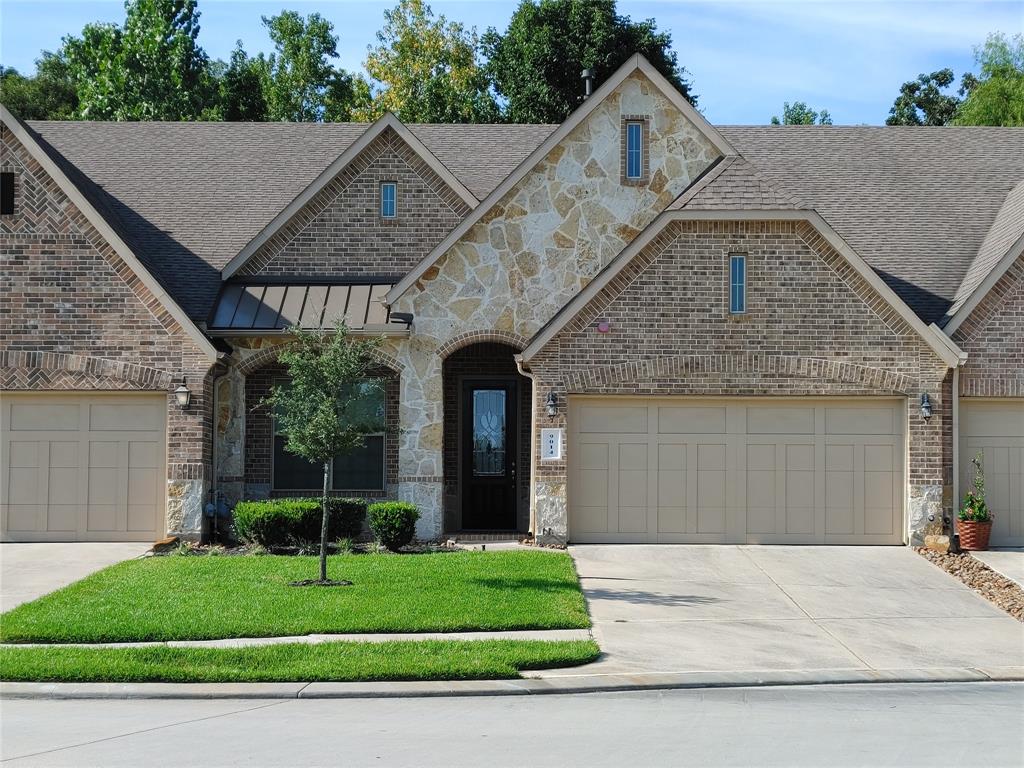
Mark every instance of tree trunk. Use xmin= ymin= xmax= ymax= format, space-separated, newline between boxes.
xmin=320 ymin=460 xmax=330 ymax=583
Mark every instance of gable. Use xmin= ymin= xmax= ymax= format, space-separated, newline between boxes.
xmin=952 ymin=253 xmax=1023 ymax=397
xmin=534 ymin=218 xmax=952 ymax=380
xmin=1 ymin=124 xmax=202 ymax=368
xmin=523 ymin=210 xmax=961 ymax=367
xmin=237 ymin=125 xmax=472 ymax=280
xmin=391 ymin=68 xmax=723 ymax=344
xmin=223 ymin=114 xmax=477 ymax=279
xmin=1 ymin=114 xmax=217 ymax=362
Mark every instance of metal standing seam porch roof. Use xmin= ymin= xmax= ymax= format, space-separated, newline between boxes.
xmin=207 ymin=281 xmax=405 ymax=335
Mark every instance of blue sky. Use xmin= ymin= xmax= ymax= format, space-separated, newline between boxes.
xmin=1 ymin=1 xmax=1021 ymax=124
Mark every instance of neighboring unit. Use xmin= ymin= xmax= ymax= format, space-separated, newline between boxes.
xmin=2 ymin=55 xmax=1022 ymax=546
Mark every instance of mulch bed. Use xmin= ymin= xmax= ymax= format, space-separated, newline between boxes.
xmin=916 ymin=547 xmax=1024 ymax=622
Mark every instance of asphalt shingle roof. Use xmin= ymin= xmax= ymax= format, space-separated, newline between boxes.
xmin=671 ymin=155 xmax=806 ymax=211
xmin=26 ymin=120 xmax=556 ymax=319
xmin=945 ymin=178 xmax=1024 ymax=322
xmin=25 ymin=120 xmax=1024 ymax=326
xmin=718 ymin=125 xmax=1024 ymax=324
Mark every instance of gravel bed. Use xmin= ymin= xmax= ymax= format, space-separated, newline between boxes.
xmin=916 ymin=548 xmax=1024 ymax=622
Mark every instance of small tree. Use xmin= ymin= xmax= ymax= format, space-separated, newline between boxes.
xmin=263 ymin=323 xmax=383 ymax=584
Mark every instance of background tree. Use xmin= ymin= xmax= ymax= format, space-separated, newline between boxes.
xmin=357 ymin=0 xmax=497 ymax=123
xmin=886 ymin=68 xmax=961 ymax=125
xmin=264 ymin=324 xmax=383 ymax=585
xmin=258 ymin=11 xmax=368 ymax=122
xmin=0 ymin=54 xmax=79 ymax=119
xmin=218 ymin=42 xmax=267 ymax=121
xmin=771 ymin=101 xmax=832 ymax=125
xmin=61 ymin=0 xmax=213 ymax=120
xmin=482 ymin=0 xmax=694 ymax=124
xmin=955 ymin=32 xmax=1024 ymax=126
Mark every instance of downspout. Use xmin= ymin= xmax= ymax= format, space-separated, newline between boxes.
xmin=514 ymin=355 xmax=539 ymax=539
xmin=951 ymin=365 xmax=960 ymax=549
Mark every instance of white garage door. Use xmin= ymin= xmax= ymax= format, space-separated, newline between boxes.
xmin=569 ymin=397 xmax=905 ymax=545
xmin=960 ymin=399 xmax=1024 ymax=547
xmin=1 ymin=393 xmax=166 ymax=542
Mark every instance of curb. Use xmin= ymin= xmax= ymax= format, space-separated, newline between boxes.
xmin=3 ymin=667 xmax=1022 ymax=700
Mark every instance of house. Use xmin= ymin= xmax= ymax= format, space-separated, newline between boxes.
xmin=2 ymin=55 xmax=1022 ymax=547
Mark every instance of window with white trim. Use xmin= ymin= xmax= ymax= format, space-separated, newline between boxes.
xmin=380 ymin=182 xmax=397 ymax=219
xmin=273 ymin=380 xmax=386 ymax=491
xmin=729 ymin=254 xmax=747 ymax=314
xmin=625 ymin=121 xmax=643 ymax=180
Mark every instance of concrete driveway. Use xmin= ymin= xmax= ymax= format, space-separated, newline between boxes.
xmin=542 ymin=545 xmax=1024 ymax=678
xmin=0 ymin=543 xmax=151 ymax=612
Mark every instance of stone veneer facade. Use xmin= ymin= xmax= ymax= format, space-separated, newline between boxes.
xmin=523 ymin=219 xmax=953 ymax=544
xmin=1 ymin=124 xmax=216 ymax=537
xmin=389 ymin=72 xmax=721 ymax=538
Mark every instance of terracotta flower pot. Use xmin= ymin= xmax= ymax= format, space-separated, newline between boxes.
xmin=958 ymin=519 xmax=992 ymax=551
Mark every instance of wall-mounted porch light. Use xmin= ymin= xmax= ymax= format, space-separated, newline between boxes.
xmin=545 ymin=391 xmax=558 ymax=418
xmin=174 ymin=376 xmax=192 ymax=409
xmin=919 ymin=393 xmax=932 ymax=422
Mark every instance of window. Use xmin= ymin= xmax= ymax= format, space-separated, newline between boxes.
xmin=729 ymin=254 xmax=747 ymax=314
xmin=625 ymin=121 xmax=643 ymax=180
xmin=1 ymin=172 xmax=14 ymax=215
xmin=380 ymin=182 xmax=397 ymax=219
xmin=272 ymin=380 xmax=387 ymax=491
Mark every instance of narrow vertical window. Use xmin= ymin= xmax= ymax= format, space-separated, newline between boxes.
xmin=380 ymin=182 xmax=397 ymax=219
xmin=730 ymin=254 xmax=747 ymax=314
xmin=625 ymin=121 xmax=643 ymax=180
xmin=0 ymin=172 xmax=14 ymax=215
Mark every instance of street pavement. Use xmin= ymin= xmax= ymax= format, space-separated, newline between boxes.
xmin=1 ymin=683 xmax=1021 ymax=767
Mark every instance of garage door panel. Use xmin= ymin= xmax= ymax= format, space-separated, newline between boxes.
xmin=569 ymin=398 xmax=903 ymax=545
xmin=2 ymin=395 xmax=164 ymax=542
xmin=658 ymin=406 xmax=726 ymax=434
xmin=960 ymin=400 xmax=1024 ymax=547
xmin=9 ymin=403 xmax=80 ymax=431
xmin=579 ymin=405 xmax=647 ymax=434
xmin=746 ymin=407 xmax=814 ymax=435
xmin=826 ymin=407 xmax=895 ymax=435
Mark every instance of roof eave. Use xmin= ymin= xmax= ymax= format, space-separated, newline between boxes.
xmin=0 ymin=103 xmax=220 ymax=363
xmin=221 ymin=112 xmax=479 ymax=280
xmin=384 ymin=53 xmax=737 ymax=308
xmin=942 ymin=231 xmax=1024 ymax=336
xmin=520 ymin=208 xmax=961 ymax=368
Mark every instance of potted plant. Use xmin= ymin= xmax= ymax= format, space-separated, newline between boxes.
xmin=958 ymin=452 xmax=993 ymax=551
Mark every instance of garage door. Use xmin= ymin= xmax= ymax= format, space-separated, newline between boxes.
xmin=1 ymin=394 xmax=165 ymax=542
xmin=568 ymin=397 xmax=905 ymax=545
xmin=960 ymin=399 xmax=1024 ymax=547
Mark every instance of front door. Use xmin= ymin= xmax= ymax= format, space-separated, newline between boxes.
xmin=461 ymin=380 xmax=518 ymax=529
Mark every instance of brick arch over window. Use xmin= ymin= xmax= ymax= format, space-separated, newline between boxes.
xmin=437 ymin=330 xmax=530 ymax=359
xmin=0 ymin=350 xmax=175 ymax=390
xmin=564 ymin=354 xmax=913 ymax=394
xmin=236 ymin=343 xmax=404 ymax=376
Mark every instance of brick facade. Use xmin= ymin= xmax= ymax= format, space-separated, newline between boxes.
xmin=953 ymin=255 xmax=1024 ymax=398
xmin=525 ymin=219 xmax=952 ymax=542
xmin=240 ymin=127 xmax=471 ymax=279
xmin=1 ymin=124 xmax=216 ymax=537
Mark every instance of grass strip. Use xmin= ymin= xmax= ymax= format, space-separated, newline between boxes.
xmin=0 ymin=640 xmax=600 ymax=683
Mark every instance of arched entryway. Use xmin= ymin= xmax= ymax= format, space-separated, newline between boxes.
xmin=442 ymin=342 xmax=532 ymax=534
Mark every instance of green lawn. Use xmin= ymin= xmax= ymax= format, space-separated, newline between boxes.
xmin=0 ymin=551 xmax=589 ymax=643
xmin=0 ymin=640 xmax=600 ymax=683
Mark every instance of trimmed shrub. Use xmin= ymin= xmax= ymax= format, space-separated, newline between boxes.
xmin=367 ymin=502 xmax=420 ymax=551
xmin=233 ymin=498 xmax=367 ymax=548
